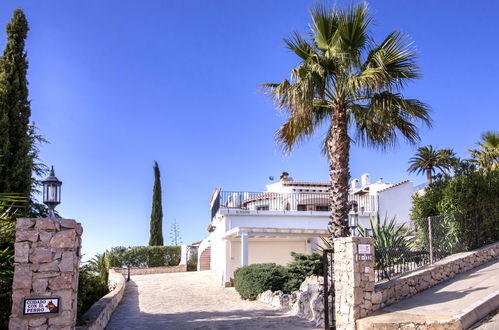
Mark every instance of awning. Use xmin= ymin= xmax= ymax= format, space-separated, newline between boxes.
xmin=222 ymin=226 xmax=329 ymax=239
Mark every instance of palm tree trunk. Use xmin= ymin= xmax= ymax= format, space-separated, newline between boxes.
xmin=327 ymin=105 xmax=350 ymax=238
xmin=426 ymin=167 xmax=432 ymax=185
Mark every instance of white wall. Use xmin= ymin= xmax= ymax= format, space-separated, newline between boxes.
xmin=378 ymin=182 xmax=413 ymax=225
xmin=228 ymin=239 xmax=308 ymax=281
xmin=227 ymin=212 xmax=330 ymax=231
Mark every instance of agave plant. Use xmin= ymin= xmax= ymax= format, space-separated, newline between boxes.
xmin=358 ymin=213 xmax=414 ymax=279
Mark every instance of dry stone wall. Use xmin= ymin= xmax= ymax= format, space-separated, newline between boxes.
xmin=76 ymin=269 xmax=126 ymax=330
xmin=112 ymin=264 xmax=186 ymax=276
xmin=9 ymin=218 xmax=82 ymax=330
xmin=374 ymin=241 xmax=499 ymax=310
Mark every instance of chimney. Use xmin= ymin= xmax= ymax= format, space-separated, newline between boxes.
xmin=351 ymin=178 xmax=359 ymax=189
xmin=280 ymin=172 xmax=289 ymax=182
xmin=361 ymin=173 xmax=370 ymax=187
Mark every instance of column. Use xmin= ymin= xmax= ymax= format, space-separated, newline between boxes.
xmin=241 ymin=232 xmax=248 ymax=267
xmin=333 ymin=236 xmax=375 ymax=330
xmin=9 ymin=218 xmax=82 ymax=329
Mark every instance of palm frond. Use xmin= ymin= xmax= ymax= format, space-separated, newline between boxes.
xmin=350 ymin=92 xmax=431 ymax=148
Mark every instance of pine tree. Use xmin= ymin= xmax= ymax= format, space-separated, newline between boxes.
xmin=170 ymin=219 xmax=182 ymax=246
xmin=0 ymin=9 xmax=32 ymax=197
xmin=149 ymin=161 xmax=164 ymax=246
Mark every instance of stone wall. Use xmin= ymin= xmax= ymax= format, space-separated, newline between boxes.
xmin=257 ymin=276 xmax=325 ymax=327
xmin=9 ymin=218 xmax=82 ymax=329
xmin=112 ymin=264 xmax=186 ymax=276
xmin=374 ymin=241 xmax=499 ymax=310
xmin=333 ymin=237 xmax=375 ymax=330
xmin=76 ymin=269 xmax=126 ymax=330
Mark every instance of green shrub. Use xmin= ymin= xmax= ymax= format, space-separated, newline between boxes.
xmin=106 ymin=245 xmax=181 ymax=268
xmin=187 ymin=251 xmax=198 ymax=271
xmin=234 ymin=263 xmax=288 ymax=300
xmin=283 ymin=252 xmax=323 ymax=292
xmin=77 ymin=265 xmax=109 ymax=324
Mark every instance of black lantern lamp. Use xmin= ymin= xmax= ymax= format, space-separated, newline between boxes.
xmin=348 ymin=209 xmax=359 ymax=237
xmin=42 ymin=166 xmax=62 ymax=218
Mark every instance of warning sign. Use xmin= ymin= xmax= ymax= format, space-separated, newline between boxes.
xmin=23 ymin=298 xmax=59 ymax=315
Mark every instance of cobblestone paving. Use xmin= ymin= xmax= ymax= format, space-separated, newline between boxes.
xmin=106 ymin=271 xmax=316 ymax=329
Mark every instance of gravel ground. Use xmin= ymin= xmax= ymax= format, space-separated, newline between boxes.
xmin=106 ymin=270 xmax=317 ymax=330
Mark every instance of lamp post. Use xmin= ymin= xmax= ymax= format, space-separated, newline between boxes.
xmin=42 ymin=166 xmax=62 ymax=219
xmin=348 ymin=209 xmax=359 ymax=237
xmin=127 ymin=246 xmax=131 ymax=282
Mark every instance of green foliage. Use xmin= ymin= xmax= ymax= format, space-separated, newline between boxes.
xmin=0 ymin=194 xmax=27 ymax=329
xmin=77 ymin=265 xmax=109 ymax=324
xmin=0 ymin=9 xmax=33 ymax=199
xmin=149 ymin=161 xmax=164 ymax=246
xmin=411 ymin=166 xmax=499 ymax=251
xmin=358 ymin=214 xmax=413 ymax=270
xmin=187 ymin=251 xmax=198 ymax=271
xmin=469 ymin=131 xmax=499 ymax=171
xmin=105 ymin=245 xmax=181 ymax=268
xmin=408 ymin=146 xmax=458 ymax=184
xmin=234 ymin=263 xmax=288 ymax=300
xmin=282 ymin=252 xmax=323 ymax=293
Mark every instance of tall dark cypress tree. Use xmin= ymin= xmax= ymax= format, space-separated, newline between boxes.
xmin=149 ymin=161 xmax=164 ymax=246
xmin=0 ymin=9 xmax=32 ymax=197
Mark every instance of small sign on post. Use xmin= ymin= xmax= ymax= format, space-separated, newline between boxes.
xmin=23 ymin=298 xmax=60 ymax=315
xmin=358 ymin=244 xmax=372 ymax=254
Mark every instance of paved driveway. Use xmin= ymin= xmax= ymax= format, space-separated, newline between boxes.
xmin=106 ymin=271 xmax=316 ymax=329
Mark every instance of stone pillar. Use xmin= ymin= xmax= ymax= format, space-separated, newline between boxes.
xmin=9 ymin=218 xmax=83 ymax=330
xmin=241 ymin=232 xmax=248 ymax=267
xmin=333 ymin=236 xmax=375 ymax=330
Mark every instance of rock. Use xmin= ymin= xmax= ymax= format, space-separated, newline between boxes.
xmin=59 ymin=219 xmax=77 ymax=229
xmin=12 ymin=264 xmax=32 ymax=290
xmin=52 ymin=289 xmax=74 ymax=311
xmin=30 ymin=248 xmax=53 ymax=263
xmin=39 ymin=231 xmax=54 ymax=244
xmin=39 ymin=260 xmax=60 ymax=272
xmin=16 ymin=230 xmax=39 ymax=242
xmin=29 ymin=318 xmax=47 ymax=327
xmin=75 ymin=223 xmax=83 ymax=236
xmin=16 ymin=218 xmax=35 ymax=230
xmin=58 ymin=252 xmax=74 ymax=272
xmin=9 ymin=317 xmax=28 ymax=329
xmin=50 ymin=230 xmax=77 ymax=249
xmin=33 ymin=272 xmax=59 ymax=279
xmin=14 ymin=242 xmax=30 ymax=263
xmin=48 ymin=310 xmax=73 ymax=326
xmin=49 ymin=273 xmax=74 ymax=290
xmin=11 ymin=289 xmax=30 ymax=314
xmin=32 ymin=278 xmax=49 ymax=294
xmin=35 ymin=219 xmax=56 ymax=231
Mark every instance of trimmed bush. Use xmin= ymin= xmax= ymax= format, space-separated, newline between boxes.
xmin=283 ymin=252 xmax=323 ymax=292
xmin=234 ymin=263 xmax=288 ymax=300
xmin=106 ymin=245 xmax=181 ymax=268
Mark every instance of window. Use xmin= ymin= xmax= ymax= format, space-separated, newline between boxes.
xmin=256 ymin=205 xmax=269 ymax=211
xmin=297 ymin=204 xmax=307 ymax=211
xmin=315 ymin=205 xmax=329 ymax=211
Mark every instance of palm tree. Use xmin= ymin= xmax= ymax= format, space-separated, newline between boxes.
xmin=407 ymin=146 xmax=455 ymax=185
xmin=262 ymin=3 xmax=431 ymax=237
xmin=469 ymin=131 xmax=499 ymax=170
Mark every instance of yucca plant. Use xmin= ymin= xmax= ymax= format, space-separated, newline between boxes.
xmin=358 ymin=213 xmax=414 ymax=280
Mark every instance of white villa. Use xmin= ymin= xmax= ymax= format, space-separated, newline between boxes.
xmin=198 ymin=172 xmax=414 ymax=286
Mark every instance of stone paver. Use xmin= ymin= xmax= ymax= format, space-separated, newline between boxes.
xmin=106 ymin=270 xmax=316 ymax=329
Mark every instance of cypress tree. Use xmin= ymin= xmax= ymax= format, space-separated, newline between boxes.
xmin=149 ymin=161 xmax=164 ymax=246
xmin=0 ymin=9 xmax=32 ymax=197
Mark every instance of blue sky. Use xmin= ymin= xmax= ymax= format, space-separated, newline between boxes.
xmin=1 ymin=1 xmax=497 ymax=260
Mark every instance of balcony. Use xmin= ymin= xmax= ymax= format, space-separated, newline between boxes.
xmin=210 ymin=190 xmax=378 ymax=219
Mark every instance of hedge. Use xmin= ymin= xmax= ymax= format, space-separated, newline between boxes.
xmin=106 ymin=245 xmax=181 ymax=268
xmin=234 ymin=263 xmax=288 ymax=300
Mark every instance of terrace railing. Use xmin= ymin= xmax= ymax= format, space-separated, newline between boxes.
xmin=210 ymin=190 xmax=379 ymax=218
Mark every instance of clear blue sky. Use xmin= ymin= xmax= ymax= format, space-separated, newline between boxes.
xmin=1 ymin=1 xmax=497 ymax=260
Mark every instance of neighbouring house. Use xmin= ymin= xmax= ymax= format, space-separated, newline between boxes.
xmin=198 ymin=172 xmax=414 ymax=286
